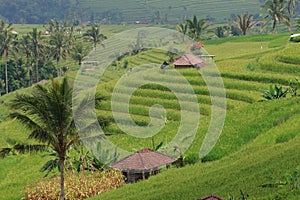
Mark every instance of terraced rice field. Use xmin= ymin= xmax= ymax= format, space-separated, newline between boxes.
xmin=91 ymin=33 xmax=300 ymax=158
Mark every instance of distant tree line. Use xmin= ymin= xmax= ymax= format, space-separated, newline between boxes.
xmin=0 ymin=0 xmax=72 ymax=24
xmin=0 ymin=19 xmax=106 ymax=95
xmin=177 ymin=0 xmax=300 ymax=42
xmin=0 ymin=0 xmax=299 ymax=25
xmin=0 ymin=0 xmax=125 ymax=24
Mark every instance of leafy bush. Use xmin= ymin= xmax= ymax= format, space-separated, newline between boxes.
xmin=24 ymin=170 xmax=124 ymax=200
xmin=262 ymin=85 xmax=288 ymax=100
xmin=183 ymin=153 xmax=199 ymax=165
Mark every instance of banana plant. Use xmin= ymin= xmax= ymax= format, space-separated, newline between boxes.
xmin=262 ymin=84 xmax=289 ymax=100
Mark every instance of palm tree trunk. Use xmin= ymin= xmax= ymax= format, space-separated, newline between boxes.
xmin=57 ymin=59 xmax=60 ymax=77
xmin=36 ymin=58 xmax=39 ymax=83
xmin=59 ymin=156 xmax=65 ymax=200
xmin=4 ymin=49 xmax=8 ymax=94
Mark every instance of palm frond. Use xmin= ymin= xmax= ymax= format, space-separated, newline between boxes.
xmin=13 ymin=143 xmax=48 ymax=154
xmin=40 ymin=158 xmax=59 ymax=177
xmin=0 ymin=148 xmax=12 ymax=159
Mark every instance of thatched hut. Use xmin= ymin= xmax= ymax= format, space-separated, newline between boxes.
xmin=110 ymin=148 xmax=176 ymax=183
xmin=197 ymin=194 xmax=223 ymax=200
xmin=172 ymin=53 xmax=206 ymax=69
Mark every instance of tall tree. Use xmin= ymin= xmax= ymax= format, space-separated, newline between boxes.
xmin=287 ymin=0 xmax=296 ymax=15
xmin=0 ymin=77 xmax=104 ymax=200
xmin=28 ymin=28 xmax=43 ymax=83
xmin=83 ymin=24 xmax=107 ymax=50
xmin=0 ymin=20 xmax=17 ymax=94
xmin=176 ymin=23 xmax=188 ymax=41
xmin=186 ymin=15 xmax=210 ymax=41
xmin=49 ymin=29 xmax=72 ymax=77
xmin=44 ymin=19 xmax=67 ymax=34
xmin=71 ymin=42 xmax=88 ymax=65
xmin=215 ymin=25 xmax=230 ymax=38
xmin=19 ymin=34 xmax=33 ymax=85
xmin=233 ymin=14 xmax=257 ymax=35
xmin=261 ymin=0 xmax=291 ymax=31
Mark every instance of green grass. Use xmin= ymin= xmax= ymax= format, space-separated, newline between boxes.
xmin=0 ymin=155 xmax=49 ymax=199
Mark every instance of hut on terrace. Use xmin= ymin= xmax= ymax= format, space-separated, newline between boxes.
xmin=172 ymin=53 xmax=206 ymax=69
xmin=109 ymin=148 xmax=176 ymax=183
xmin=197 ymin=194 xmax=223 ymax=200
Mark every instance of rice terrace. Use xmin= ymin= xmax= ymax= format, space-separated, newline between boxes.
xmin=1 ymin=0 xmax=300 ymax=199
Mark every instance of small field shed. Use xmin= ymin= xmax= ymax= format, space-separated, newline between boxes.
xmin=172 ymin=53 xmax=207 ymax=69
xmin=109 ymin=148 xmax=177 ymax=183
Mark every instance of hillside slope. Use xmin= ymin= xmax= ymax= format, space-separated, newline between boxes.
xmin=93 ymin=129 xmax=300 ymax=199
xmin=1 ymin=31 xmax=300 ymax=199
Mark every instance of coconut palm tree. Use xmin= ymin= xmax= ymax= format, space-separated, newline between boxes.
xmin=19 ymin=34 xmax=33 ymax=85
xmin=214 ymin=25 xmax=230 ymax=38
xmin=44 ymin=19 xmax=67 ymax=34
xmin=186 ymin=15 xmax=210 ymax=41
xmin=0 ymin=20 xmax=17 ymax=94
xmin=261 ymin=0 xmax=291 ymax=32
xmin=71 ymin=42 xmax=88 ymax=65
xmin=233 ymin=14 xmax=257 ymax=35
xmin=287 ymin=0 xmax=296 ymax=15
xmin=49 ymin=31 xmax=71 ymax=76
xmin=176 ymin=23 xmax=188 ymax=41
xmin=0 ymin=77 xmax=105 ymax=200
xmin=28 ymin=28 xmax=43 ymax=83
xmin=83 ymin=24 xmax=107 ymax=50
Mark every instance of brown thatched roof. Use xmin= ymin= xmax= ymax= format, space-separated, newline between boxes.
xmin=172 ymin=53 xmax=206 ymax=67
xmin=109 ymin=148 xmax=176 ymax=171
xmin=198 ymin=194 xmax=223 ymax=200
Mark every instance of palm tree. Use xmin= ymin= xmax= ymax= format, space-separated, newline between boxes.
xmin=49 ymin=31 xmax=71 ymax=77
xmin=0 ymin=77 xmax=105 ymax=200
xmin=233 ymin=14 xmax=257 ymax=36
xmin=287 ymin=0 xmax=296 ymax=15
xmin=176 ymin=23 xmax=188 ymax=41
xmin=83 ymin=24 xmax=107 ymax=50
xmin=214 ymin=25 xmax=230 ymax=38
xmin=19 ymin=34 xmax=33 ymax=85
xmin=71 ymin=42 xmax=88 ymax=65
xmin=261 ymin=0 xmax=291 ymax=32
xmin=28 ymin=28 xmax=43 ymax=83
xmin=0 ymin=20 xmax=17 ymax=94
xmin=186 ymin=15 xmax=210 ymax=41
xmin=44 ymin=19 xmax=67 ymax=34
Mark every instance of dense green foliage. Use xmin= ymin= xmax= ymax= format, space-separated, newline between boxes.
xmin=0 ymin=0 xmax=72 ymax=24
xmin=0 ymin=20 xmax=108 ymax=94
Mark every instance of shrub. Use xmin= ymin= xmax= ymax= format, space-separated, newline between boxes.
xmin=24 ymin=170 xmax=124 ymax=200
xmin=123 ymin=60 xmax=129 ymax=69
xmin=184 ymin=153 xmax=199 ymax=165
